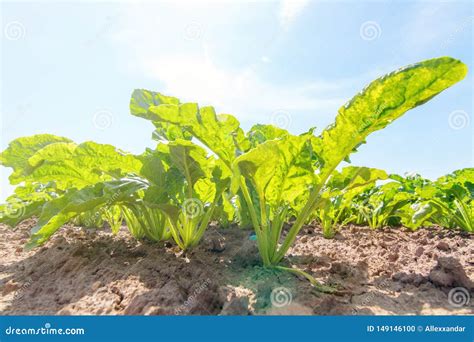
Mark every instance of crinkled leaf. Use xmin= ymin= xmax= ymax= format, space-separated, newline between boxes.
xmin=22 ymin=142 xmax=142 ymax=190
xmin=130 ymin=89 xmax=192 ymax=141
xmin=436 ymin=168 xmax=474 ymax=199
xmin=0 ymin=199 xmax=45 ymax=227
xmin=194 ymin=178 xmax=216 ymax=204
xmin=147 ymin=103 xmax=250 ymax=168
xmin=0 ymin=183 xmax=58 ymax=227
xmin=235 ymin=135 xmax=315 ymax=213
xmin=0 ymin=134 xmax=72 ymax=183
xmin=27 ymin=178 xmax=147 ymax=249
xmin=326 ymin=166 xmax=388 ymax=192
xmin=247 ymin=124 xmax=289 ymax=147
xmin=130 ymin=89 xmax=179 ymax=119
xmin=315 ymin=57 xmax=467 ymax=177
xmin=138 ymin=148 xmax=167 ymax=188
xmin=163 ymin=139 xmax=211 ymax=186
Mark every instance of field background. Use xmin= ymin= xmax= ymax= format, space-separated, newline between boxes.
xmin=1 ymin=0 xmax=473 ymax=201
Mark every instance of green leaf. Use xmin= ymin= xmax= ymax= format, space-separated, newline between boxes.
xmin=406 ymin=202 xmax=437 ymax=229
xmin=436 ymin=168 xmax=474 ymax=192
xmin=164 ymin=139 xmax=212 ymax=187
xmin=138 ymin=148 xmax=167 ymax=188
xmin=27 ymin=178 xmax=147 ymax=248
xmin=22 ymin=141 xmax=142 ymax=190
xmin=0 ymin=134 xmax=72 ymax=183
xmin=130 ymin=89 xmax=191 ymax=141
xmin=247 ymin=124 xmax=290 ymax=147
xmin=194 ymin=178 xmax=216 ymax=204
xmin=235 ymin=135 xmax=315 ymax=215
xmin=0 ymin=183 xmax=59 ymax=227
xmin=130 ymin=89 xmax=179 ymax=119
xmin=326 ymin=166 xmax=388 ymax=192
xmin=0 ymin=199 xmax=45 ymax=227
xmin=415 ymin=184 xmax=438 ymax=198
xmin=142 ymin=140 xmax=225 ymax=210
xmin=147 ymin=102 xmax=250 ymax=169
xmin=315 ymin=57 xmax=467 ymax=177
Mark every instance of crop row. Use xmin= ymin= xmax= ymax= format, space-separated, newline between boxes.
xmin=0 ymin=57 xmax=471 ymax=285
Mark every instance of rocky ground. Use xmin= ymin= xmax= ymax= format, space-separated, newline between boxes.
xmin=0 ymin=220 xmax=473 ymax=315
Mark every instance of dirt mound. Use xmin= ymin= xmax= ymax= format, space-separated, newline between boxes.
xmin=0 ymin=221 xmax=473 ymax=315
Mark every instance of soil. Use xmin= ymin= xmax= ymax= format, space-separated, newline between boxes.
xmin=0 ymin=220 xmax=473 ymax=315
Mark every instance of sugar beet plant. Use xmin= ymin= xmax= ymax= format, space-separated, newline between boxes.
xmin=233 ymin=56 xmax=469 ymax=270
xmin=350 ymin=169 xmax=473 ymax=231
xmin=0 ymin=57 xmax=470 ymax=278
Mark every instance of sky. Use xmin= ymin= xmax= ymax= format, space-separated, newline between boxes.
xmin=0 ymin=0 xmax=473 ymax=200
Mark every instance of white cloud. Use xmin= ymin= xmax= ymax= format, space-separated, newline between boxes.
xmin=110 ymin=2 xmax=352 ymax=128
xmin=279 ymin=0 xmax=311 ymax=30
xmin=141 ymin=53 xmax=345 ymax=122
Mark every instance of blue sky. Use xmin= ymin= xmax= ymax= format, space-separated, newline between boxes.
xmin=1 ymin=0 xmax=473 ymax=200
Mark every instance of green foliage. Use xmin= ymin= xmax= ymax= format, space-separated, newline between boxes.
xmin=411 ymin=169 xmax=473 ymax=231
xmin=122 ymin=203 xmax=171 ymax=241
xmin=0 ymin=134 xmax=72 ymax=184
xmin=316 ymin=166 xmax=388 ymax=238
xmin=131 ymin=89 xmax=250 ymax=167
xmin=235 ymin=135 xmax=316 ymax=265
xmin=350 ymin=169 xmax=473 ymax=232
xmin=247 ymin=124 xmax=290 ymax=148
xmin=130 ymin=89 xmax=191 ymax=141
xmin=355 ymin=181 xmax=414 ymax=228
xmin=20 ymin=141 xmax=142 ymax=190
xmin=131 ymin=89 xmax=250 ymax=227
xmin=240 ymin=56 xmax=467 ymax=265
xmin=0 ymin=56 xmax=469 ymax=273
xmin=26 ymin=178 xmax=147 ymax=248
xmin=0 ymin=136 xmax=146 ymax=244
xmin=140 ymin=140 xmax=230 ymax=250
xmin=313 ymin=57 xmax=467 ymax=178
